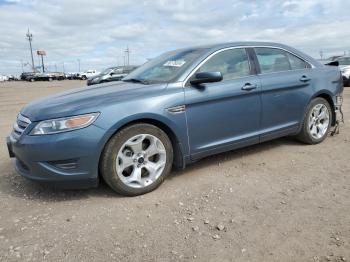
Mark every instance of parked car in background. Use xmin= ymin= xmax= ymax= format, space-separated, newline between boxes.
xmin=26 ymin=72 xmax=65 ymax=82
xmin=0 ymin=75 xmax=8 ymax=82
xmin=66 ymin=72 xmax=84 ymax=80
xmin=7 ymin=75 xmax=18 ymax=81
xmin=7 ymin=42 xmax=343 ymax=196
xmin=50 ymin=72 xmax=65 ymax=80
xmin=25 ymin=72 xmax=40 ymax=82
xmin=332 ymin=56 xmax=350 ymax=86
xmin=20 ymin=72 xmax=37 ymax=81
xmin=79 ymin=70 xmax=100 ymax=80
xmin=87 ymin=66 xmax=138 ymax=85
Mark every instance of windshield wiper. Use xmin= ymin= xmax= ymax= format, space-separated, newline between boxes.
xmin=123 ymin=78 xmax=150 ymax=85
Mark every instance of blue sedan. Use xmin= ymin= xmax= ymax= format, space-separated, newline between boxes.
xmin=7 ymin=42 xmax=344 ymax=196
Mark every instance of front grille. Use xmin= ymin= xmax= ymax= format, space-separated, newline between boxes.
xmin=12 ymin=114 xmax=31 ymax=139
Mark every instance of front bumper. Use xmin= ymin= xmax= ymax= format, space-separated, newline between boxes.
xmin=6 ymin=124 xmax=108 ymax=189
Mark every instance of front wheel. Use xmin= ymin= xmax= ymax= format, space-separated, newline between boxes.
xmin=100 ymin=123 xmax=173 ymax=196
xmin=296 ymin=97 xmax=332 ymax=144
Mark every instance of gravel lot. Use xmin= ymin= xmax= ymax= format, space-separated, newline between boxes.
xmin=0 ymin=80 xmax=349 ymax=262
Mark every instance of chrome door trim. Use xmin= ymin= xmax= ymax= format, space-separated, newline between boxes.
xmin=183 ymin=45 xmax=315 ymax=87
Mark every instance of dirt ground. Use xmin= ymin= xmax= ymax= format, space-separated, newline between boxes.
xmin=0 ymin=80 xmax=349 ymax=262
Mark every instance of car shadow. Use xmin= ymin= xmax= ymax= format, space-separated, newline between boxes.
xmin=0 ymin=136 xmax=302 ymax=202
xmin=170 ymin=136 xmax=302 ymax=178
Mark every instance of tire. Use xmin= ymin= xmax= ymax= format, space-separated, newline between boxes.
xmin=30 ymin=78 xmax=35 ymax=82
xmin=82 ymin=76 xmax=87 ymax=80
xmin=100 ymin=123 xmax=173 ymax=196
xmin=296 ymin=97 xmax=332 ymax=144
xmin=48 ymin=77 xmax=53 ymax=81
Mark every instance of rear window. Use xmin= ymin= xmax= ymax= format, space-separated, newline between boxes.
xmin=255 ymin=47 xmax=308 ymax=74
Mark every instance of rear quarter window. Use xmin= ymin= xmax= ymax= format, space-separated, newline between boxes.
xmin=255 ymin=47 xmax=309 ymax=74
xmin=286 ymin=52 xmax=309 ymax=70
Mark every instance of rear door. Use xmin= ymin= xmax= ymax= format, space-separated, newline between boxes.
xmin=253 ymin=47 xmax=313 ymax=141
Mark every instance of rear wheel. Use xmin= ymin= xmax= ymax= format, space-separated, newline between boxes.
xmin=100 ymin=123 xmax=173 ymax=196
xmin=296 ymin=97 xmax=332 ymax=144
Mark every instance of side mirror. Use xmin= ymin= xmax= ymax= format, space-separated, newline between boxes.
xmin=190 ymin=71 xmax=223 ymax=85
xmin=325 ymin=61 xmax=339 ymax=66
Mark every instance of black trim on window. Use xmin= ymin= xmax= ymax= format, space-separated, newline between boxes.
xmin=246 ymin=48 xmax=259 ymax=75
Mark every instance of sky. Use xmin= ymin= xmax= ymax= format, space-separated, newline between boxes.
xmin=0 ymin=0 xmax=349 ymax=75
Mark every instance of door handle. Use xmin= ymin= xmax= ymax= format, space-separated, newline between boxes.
xmin=299 ymin=75 xmax=311 ymax=82
xmin=241 ymin=83 xmax=257 ymax=91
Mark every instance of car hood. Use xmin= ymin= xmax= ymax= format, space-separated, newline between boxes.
xmin=21 ymin=81 xmax=167 ymax=121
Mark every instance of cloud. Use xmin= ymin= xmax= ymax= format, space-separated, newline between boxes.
xmin=0 ymin=0 xmax=349 ymax=74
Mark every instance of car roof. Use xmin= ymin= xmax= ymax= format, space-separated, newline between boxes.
xmin=177 ymin=41 xmax=320 ymax=68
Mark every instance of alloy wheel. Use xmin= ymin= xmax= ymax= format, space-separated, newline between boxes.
xmin=116 ymin=134 xmax=167 ymax=188
xmin=308 ymin=103 xmax=330 ymax=139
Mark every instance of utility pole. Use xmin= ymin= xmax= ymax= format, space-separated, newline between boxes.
xmin=319 ymin=50 xmax=324 ymax=60
xmin=26 ymin=28 xmax=35 ymax=72
xmin=124 ymin=46 xmax=130 ymax=66
xmin=41 ymin=55 xmax=45 ymax=72
xmin=37 ymin=50 xmax=46 ymax=72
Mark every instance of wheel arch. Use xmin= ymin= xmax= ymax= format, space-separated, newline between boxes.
xmin=311 ymin=90 xmax=336 ymax=126
xmin=98 ymin=115 xmax=186 ymax=175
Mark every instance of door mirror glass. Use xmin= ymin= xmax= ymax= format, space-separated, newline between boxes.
xmin=190 ymin=71 xmax=223 ymax=85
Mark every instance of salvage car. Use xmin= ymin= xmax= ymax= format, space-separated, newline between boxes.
xmin=7 ymin=42 xmax=343 ymax=196
xmin=87 ymin=66 xmax=137 ymax=86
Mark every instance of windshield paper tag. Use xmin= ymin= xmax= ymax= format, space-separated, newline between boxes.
xmin=163 ymin=60 xmax=186 ymax=67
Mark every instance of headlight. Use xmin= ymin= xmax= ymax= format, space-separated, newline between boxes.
xmin=30 ymin=113 xmax=100 ymax=135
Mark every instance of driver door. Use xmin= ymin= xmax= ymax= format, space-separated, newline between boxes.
xmin=184 ymin=48 xmax=261 ymax=160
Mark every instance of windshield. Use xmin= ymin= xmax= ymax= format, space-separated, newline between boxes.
xmin=337 ymin=57 xmax=350 ymax=65
xmin=123 ymin=48 xmax=207 ymax=83
xmin=100 ymin=68 xmax=114 ymax=75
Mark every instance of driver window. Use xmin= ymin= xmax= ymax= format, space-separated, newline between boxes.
xmin=197 ymin=48 xmax=251 ymax=80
